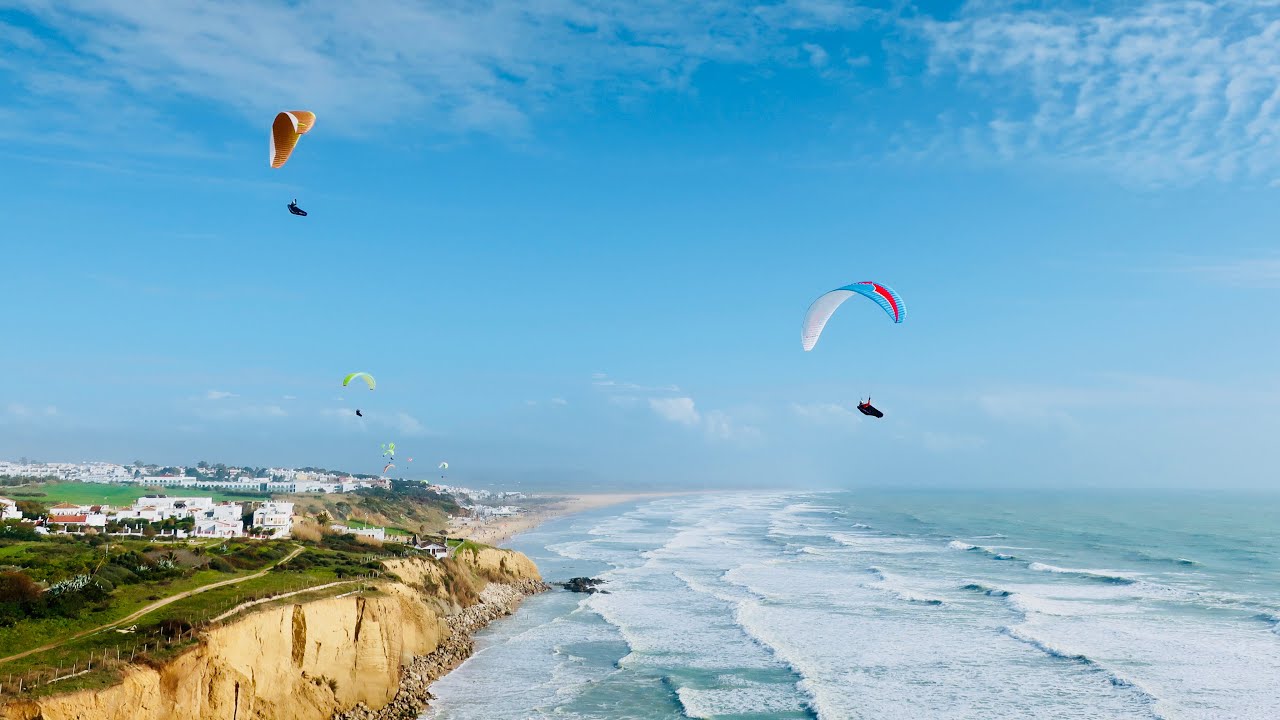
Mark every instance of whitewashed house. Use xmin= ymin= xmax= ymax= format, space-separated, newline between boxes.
xmin=252 ymin=501 xmax=294 ymax=538
xmin=0 ymin=497 xmax=22 ymax=521
xmin=193 ymin=519 xmax=244 ymax=538
xmin=417 ymin=543 xmax=449 ymax=560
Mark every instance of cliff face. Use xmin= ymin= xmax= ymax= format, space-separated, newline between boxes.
xmin=2 ymin=550 xmax=541 ymax=720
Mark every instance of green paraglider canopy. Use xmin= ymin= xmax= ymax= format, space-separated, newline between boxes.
xmin=343 ymin=372 xmax=375 ymax=390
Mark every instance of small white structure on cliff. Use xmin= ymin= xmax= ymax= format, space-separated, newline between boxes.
xmin=417 ymin=543 xmax=449 ymax=560
xmin=331 ymin=524 xmax=386 ymax=541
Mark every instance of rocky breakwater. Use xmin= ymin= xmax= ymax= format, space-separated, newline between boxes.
xmin=557 ymin=577 xmax=608 ymax=594
xmin=334 ymin=578 xmax=549 ymax=720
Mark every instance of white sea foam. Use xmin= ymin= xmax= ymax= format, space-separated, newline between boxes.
xmin=828 ymin=532 xmax=938 ymax=555
xmin=429 ymin=491 xmax=1280 ymax=720
xmin=1028 ymin=562 xmax=1140 ymax=584
xmin=675 ymin=682 xmax=812 ymax=718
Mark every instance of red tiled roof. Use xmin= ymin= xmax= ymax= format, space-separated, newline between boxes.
xmin=58 ymin=514 xmax=89 ymax=523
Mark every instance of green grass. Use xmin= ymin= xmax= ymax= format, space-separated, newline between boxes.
xmin=5 ymin=576 xmax=379 ymax=699
xmin=9 ymin=482 xmax=268 ymax=506
xmin=0 ymin=569 xmax=231 ymax=657
xmin=0 ymin=543 xmax=386 ymax=698
xmin=454 ymin=539 xmax=493 ymax=554
xmin=151 ymin=568 xmax=342 ymax=624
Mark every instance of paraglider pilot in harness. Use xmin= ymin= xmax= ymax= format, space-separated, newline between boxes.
xmin=857 ymin=397 xmax=884 ymax=418
xmin=288 ymin=199 xmax=307 ymax=216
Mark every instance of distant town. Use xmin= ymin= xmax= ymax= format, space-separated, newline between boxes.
xmin=0 ymin=459 xmax=532 ymax=544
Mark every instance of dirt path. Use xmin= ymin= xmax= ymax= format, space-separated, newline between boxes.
xmin=0 ymin=545 xmax=306 ymax=666
xmin=209 ymin=578 xmax=362 ymax=623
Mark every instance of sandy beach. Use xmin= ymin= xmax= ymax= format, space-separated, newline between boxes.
xmin=448 ymin=492 xmax=695 ymax=546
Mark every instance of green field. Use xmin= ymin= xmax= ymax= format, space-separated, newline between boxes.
xmin=4 ymin=482 xmax=269 ymax=506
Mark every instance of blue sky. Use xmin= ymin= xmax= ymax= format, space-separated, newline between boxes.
xmin=2 ymin=0 xmax=1279 ymax=490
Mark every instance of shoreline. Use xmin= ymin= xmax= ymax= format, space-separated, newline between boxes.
xmin=334 ymin=578 xmax=550 ymax=720
xmin=447 ymin=491 xmax=699 ymax=546
xmin=335 ymin=493 xmax=683 ymax=718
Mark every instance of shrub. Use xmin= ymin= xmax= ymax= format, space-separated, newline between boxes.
xmin=0 ymin=521 xmax=39 ymax=541
xmin=158 ymin=618 xmax=192 ymax=637
xmin=0 ymin=571 xmax=41 ymax=604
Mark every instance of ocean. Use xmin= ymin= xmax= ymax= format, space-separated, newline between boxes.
xmin=421 ymin=490 xmax=1280 ymax=719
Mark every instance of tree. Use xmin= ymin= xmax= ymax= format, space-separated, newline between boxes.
xmin=197 ymin=460 xmax=209 ymax=469
xmin=15 ymin=500 xmax=45 ymax=519
xmin=142 ymin=525 xmax=158 ymax=538
xmin=0 ymin=571 xmax=41 ymax=604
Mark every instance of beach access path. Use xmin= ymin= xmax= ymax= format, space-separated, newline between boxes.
xmin=0 ymin=545 xmax=306 ymax=666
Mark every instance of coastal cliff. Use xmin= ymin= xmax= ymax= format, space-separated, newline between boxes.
xmin=1 ymin=548 xmax=545 ymax=720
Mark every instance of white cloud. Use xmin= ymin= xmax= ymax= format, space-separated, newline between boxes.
xmin=195 ymin=403 xmax=287 ymax=420
xmin=320 ymin=407 xmax=428 ymax=436
xmin=282 ymin=395 xmax=298 ymax=401
xmin=206 ymin=390 xmax=238 ymax=400
xmin=551 ymin=397 xmax=569 ymax=406
xmin=591 ymin=373 xmax=681 ymax=394
xmin=802 ymin=42 xmax=830 ymax=68
xmin=649 ymin=396 xmax=701 ymax=425
xmin=1 ymin=0 xmax=871 ymax=151
xmin=704 ymin=409 xmax=761 ymax=441
xmin=646 ymin=396 xmax=761 ymax=441
xmin=1162 ymin=255 xmax=1280 ymax=288
xmin=915 ymin=1 xmax=1280 ymax=185
xmin=3 ymin=403 xmax=59 ymax=422
xmin=389 ymin=412 xmax=428 ymax=437
xmin=3 ymin=403 xmax=56 ymax=418
xmin=791 ymin=402 xmax=860 ymax=430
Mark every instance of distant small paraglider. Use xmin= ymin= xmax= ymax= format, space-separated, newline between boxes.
xmin=355 ymin=409 xmax=363 ymax=417
xmin=288 ymin=199 xmax=307 ymax=216
xmin=857 ymin=398 xmax=884 ymax=418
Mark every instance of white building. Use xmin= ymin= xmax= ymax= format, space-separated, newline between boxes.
xmin=417 ymin=543 xmax=449 ymax=560
xmin=0 ymin=497 xmax=23 ymax=521
xmin=52 ymin=512 xmax=107 ymax=531
xmin=252 ymin=501 xmax=294 ymax=538
xmin=332 ymin=524 xmax=385 ymax=541
xmin=193 ymin=519 xmax=244 ymax=538
xmin=198 ymin=502 xmax=243 ymax=523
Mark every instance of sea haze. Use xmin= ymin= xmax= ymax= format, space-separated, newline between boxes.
xmin=423 ymin=490 xmax=1280 ymax=719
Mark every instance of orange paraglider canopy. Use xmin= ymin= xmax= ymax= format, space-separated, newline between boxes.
xmin=269 ymin=111 xmax=316 ymax=168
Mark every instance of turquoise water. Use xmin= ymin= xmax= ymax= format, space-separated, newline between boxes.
xmin=422 ymin=491 xmax=1280 ymax=719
